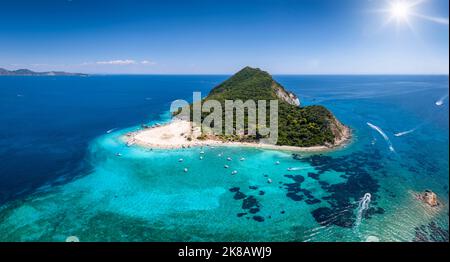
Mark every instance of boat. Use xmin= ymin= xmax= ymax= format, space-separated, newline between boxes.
xmin=240 ymin=157 xmax=245 ymax=161
xmin=178 ymin=158 xmax=184 ymax=162
xmin=116 ymin=153 xmax=122 ymax=157
xmin=224 ymin=165 xmax=229 ymax=168
xmin=267 ymin=178 xmax=272 ymax=184
xmin=275 ymin=161 xmax=280 ymax=165
xmin=200 ymin=151 xmax=205 ymax=154
xmin=231 ymin=170 xmax=238 ymax=175
xmin=106 ymin=128 xmax=116 ymax=134
xmin=184 ymin=168 xmax=188 ymax=173
xmin=227 ymin=157 xmax=232 ymax=161
xmin=199 ymin=156 xmax=204 ymax=160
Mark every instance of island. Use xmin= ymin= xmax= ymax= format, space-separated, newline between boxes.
xmin=124 ymin=66 xmax=351 ymax=151
xmin=0 ymin=67 xmax=88 ymax=76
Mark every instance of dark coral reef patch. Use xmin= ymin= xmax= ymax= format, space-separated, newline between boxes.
xmin=293 ymin=148 xmax=384 ymax=228
xmin=413 ymin=221 xmax=449 ymax=242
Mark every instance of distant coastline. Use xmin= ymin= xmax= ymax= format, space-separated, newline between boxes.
xmin=0 ymin=68 xmax=88 ymax=76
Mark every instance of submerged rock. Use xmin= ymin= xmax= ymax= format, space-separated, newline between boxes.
xmin=242 ymin=196 xmax=259 ymax=209
xmin=299 ymin=149 xmax=383 ymax=228
xmin=413 ymin=221 xmax=449 ymax=242
xmin=237 ymin=212 xmax=247 ymax=217
xmin=311 ymin=207 xmax=354 ymax=228
xmin=229 ymin=187 xmax=240 ymax=192
xmin=233 ymin=191 xmax=246 ymax=200
xmin=249 ymin=208 xmax=260 ymax=214
xmin=305 ymin=199 xmax=321 ymax=205
xmin=252 ymin=215 xmax=265 ymax=222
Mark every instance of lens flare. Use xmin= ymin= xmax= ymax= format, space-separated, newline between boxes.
xmin=390 ymin=1 xmax=410 ymax=22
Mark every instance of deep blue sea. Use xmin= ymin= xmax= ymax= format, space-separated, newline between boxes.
xmin=0 ymin=75 xmax=448 ymax=242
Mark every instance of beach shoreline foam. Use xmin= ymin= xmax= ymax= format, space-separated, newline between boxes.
xmin=123 ymin=119 xmax=352 ymax=152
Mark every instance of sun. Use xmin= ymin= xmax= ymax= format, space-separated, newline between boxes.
xmin=389 ymin=1 xmax=411 ymax=22
xmin=373 ymin=0 xmax=449 ymax=33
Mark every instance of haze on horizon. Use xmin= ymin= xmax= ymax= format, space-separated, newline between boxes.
xmin=0 ymin=0 xmax=448 ymax=75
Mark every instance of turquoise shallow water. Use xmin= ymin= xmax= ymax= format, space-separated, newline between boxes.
xmin=0 ymin=75 xmax=448 ymax=242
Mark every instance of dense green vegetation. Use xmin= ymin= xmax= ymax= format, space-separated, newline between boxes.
xmin=207 ymin=66 xmax=280 ymax=102
xmin=179 ymin=66 xmax=346 ymax=147
xmin=277 ymin=103 xmax=336 ymax=146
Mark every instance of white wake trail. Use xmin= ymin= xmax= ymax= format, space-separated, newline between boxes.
xmin=367 ymin=122 xmax=395 ymax=152
xmin=355 ymin=193 xmax=371 ymax=227
xmin=106 ymin=128 xmax=117 ymax=134
xmin=394 ymin=128 xmax=417 ymax=137
xmin=435 ymin=94 xmax=448 ymax=106
xmin=287 ymin=166 xmax=316 ymax=171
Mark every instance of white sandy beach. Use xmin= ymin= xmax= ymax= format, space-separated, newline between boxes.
xmin=123 ymin=119 xmax=351 ymax=152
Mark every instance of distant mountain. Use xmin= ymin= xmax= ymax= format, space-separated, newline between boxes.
xmin=0 ymin=68 xmax=88 ymax=76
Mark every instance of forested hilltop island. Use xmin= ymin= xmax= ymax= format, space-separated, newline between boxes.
xmin=0 ymin=67 xmax=88 ymax=76
xmin=181 ymin=66 xmax=351 ymax=148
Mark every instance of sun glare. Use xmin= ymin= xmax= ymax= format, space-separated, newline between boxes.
xmin=390 ymin=1 xmax=411 ymax=22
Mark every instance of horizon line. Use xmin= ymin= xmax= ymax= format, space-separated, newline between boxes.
xmin=1 ymin=73 xmax=448 ymax=76
xmin=82 ymin=73 xmax=450 ymax=76
xmin=1 ymin=67 xmax=449 ymax=76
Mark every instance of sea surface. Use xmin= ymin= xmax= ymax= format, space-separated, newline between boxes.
xmin=0 ymin=75 xmax=448 ymax=242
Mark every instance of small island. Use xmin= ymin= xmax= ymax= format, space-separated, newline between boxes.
xmin=0 ymin=67 xmax=88 ymax=76
xmin=125 ymin=67 xmax=351 ymax=151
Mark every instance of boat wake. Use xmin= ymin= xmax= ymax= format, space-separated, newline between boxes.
xmin=435 ymin=94 xmax=448 ymax=106
xmin=106 ymin=128 xmax=117 ymax=134
xmin=367 ymin=122 xmax=395 ymax=152
xmin=287 ymin=166 xmax=316 ymax=171
xmin=394 ymin=121 xmax=429 ymax=137
xmin=355 ymin=193 xmax=371 ymax=227
xmin=394 ymin=128 xmax=417 ymax=137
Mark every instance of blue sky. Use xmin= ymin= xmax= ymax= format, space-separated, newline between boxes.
xmin=0 ymin=0 xmax=448 ymax=74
